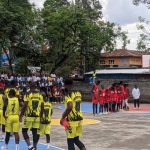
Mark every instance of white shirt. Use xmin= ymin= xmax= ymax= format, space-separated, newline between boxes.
xmin=43 ymin=76 xmax=47 ymax=81
xmin=48 ymin=81 xmax=52 ymax=86
xmin=27 ymin=77 xmax=32 ymax=82
xmin=36 ymin=76 xmax=41 ymax=81
xmin=1 ymin=74 xmax=5 ymax=78
xmin=17 ymin=77 xmax=22 ymax=82
xmin=32 ymin=76 xmax=37 ymax=82
xmin=132 ymin=88 xmax=140 ymax=99
xmin=60 ymin=77 xmax=63 ymax=82
xmin=51 ymin=74 xmax=56 ymax=81
xmin=57 ymin=78 xmax=61 ymax=83
xmin=10 ymin=76 xmax=14 ymax=81
xmin=3 ymin=74 xmax=8 ymax=80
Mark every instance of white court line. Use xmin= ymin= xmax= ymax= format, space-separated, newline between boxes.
xmin=10 ymin=139 xmax=65 ymax=150
xmin=38 ymin=141 xmax=65 ymax=150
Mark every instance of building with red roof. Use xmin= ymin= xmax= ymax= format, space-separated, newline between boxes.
xmin=100 ymin=49 xmax=150 ymax=68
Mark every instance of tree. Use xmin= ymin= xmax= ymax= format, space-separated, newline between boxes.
xmin=0 ymin=0 xmax=125 ymax=75
xmin=133 ymin=1 xmax=150 ymax=51
xmin=0 ymin=0 xmax=37 ymax=73
xmin=133 ymin=0 xmax=150 ymax=8
xmin=41 ymin=0 xmax=121 ymax=74
xmin=136 ymin=17 xmax=150 ymax=51
xmin=119 ymin=31 xmax=130 ymax=49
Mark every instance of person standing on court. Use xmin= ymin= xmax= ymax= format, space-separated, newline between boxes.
xmin=92 ymin=70 xmax=96 ymax=84
xmin=20 ymin=83 xmax=44 ymax=150
xmin=60 ymin=79 xmax=86 ymax=150
xmin=132 ymin=85 xmax=140 ymax=109
xmin=92 ymin=80 xmax=100 ymax=116
xmin=2 ymin=89 xmax=24 ymax=150
xmin=37 ymin=93 xmax=53 ymax=150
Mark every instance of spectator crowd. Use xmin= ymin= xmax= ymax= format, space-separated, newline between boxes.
xmin=0 ymin=72 xmax=65 ymax=103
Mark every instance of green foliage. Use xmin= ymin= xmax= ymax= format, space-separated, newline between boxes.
xmin=119 ymin=31 xmax=130 ymax=49
xmin=133 ymin=1 xmax=150 ymax=51
xmin=15 ymin=58 xmax=28 ymax=74
xmin=133 ymin=0 xmax=150 ymax=9
xmin=0 ymin=0 xmax=36 ymax=73
xmin=41 ymin=0 xmax=121 ymax=73
xmin=0 ymin=0 xmax=125 ymax=74
xmin=136 ymin=17 xmax=150 ymax=51
xmin=55 ymin=65 xmax=72 ymax=77
xmin=0 ymin=67 xmax=10 ymax=73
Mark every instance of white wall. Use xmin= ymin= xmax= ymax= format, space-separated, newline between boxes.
xmin=142 ymin=55 xmax=150 ymax=68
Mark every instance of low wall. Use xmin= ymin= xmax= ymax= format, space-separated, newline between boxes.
xmin=71 ymin=79 xmax=150 ymax=103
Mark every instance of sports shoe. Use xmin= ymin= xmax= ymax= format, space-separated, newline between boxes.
xmin=1 ymin=146 xmax=8 ymax=150
xmin=28 ymin=146 xmax=35 ymax=150
xmin=0 ymin=137 xmax=4 ymax=142
xmin=46 ymin=144 xmax=50 ymax=150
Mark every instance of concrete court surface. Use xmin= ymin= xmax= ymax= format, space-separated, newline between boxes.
xmin=1 ymin=103 xmax=150 ymax=150
xmin=38 ymin=103 xmax=150 ymax=150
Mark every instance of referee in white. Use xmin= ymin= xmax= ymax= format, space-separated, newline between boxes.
xmin=132 ymin=85 xmax=141 ymax=109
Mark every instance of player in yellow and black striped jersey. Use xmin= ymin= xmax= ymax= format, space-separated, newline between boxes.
xmin=4 ymin=81 xmax=20 ymax=99
xmin=20 ymin=83 xmax=44 ymax=150
xmin=0 ymin=89 xmax=5 ymax=142
xmin=38 ymin=93 xmax=53 ymax=150
xmin=60 ymin=79 xmax=86 ymax=150
xmin=2 ymin=89 xmax=24 ymax=150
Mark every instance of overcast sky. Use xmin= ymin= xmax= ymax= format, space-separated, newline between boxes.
xmin=29 ymin=0 xmax=150 ymax=50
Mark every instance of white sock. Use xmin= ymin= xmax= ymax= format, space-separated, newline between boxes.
xmin=28 ymin=145 xmax=33 ymax=149
xmin=47 ymin=143 xmax=50 ymax=149
xmin=16 ymin=144 xmax=19 ymax=150
xmin=0 ymin=145 xmax=6 ymax=150
xmin=5 ymin=144 xmax=8 ymax=148
xmin=2 ymin=133 xmax=5 ymax=139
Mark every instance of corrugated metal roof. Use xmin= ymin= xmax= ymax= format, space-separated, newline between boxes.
xmin=85 ymin=69 xmax=150 ymax=75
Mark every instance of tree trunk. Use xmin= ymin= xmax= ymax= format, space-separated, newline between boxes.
xmin=50 ymin=55 xmax=68 ymax=73
xmin=9 ymin=60 xmax=13 ymax=74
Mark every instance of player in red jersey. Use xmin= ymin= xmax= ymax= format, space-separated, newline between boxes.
xmin=111 ymin=84 xmax=117 ymax=112
xmin=92 ymin=80 xmax=100 ymax=116
xmin=105 ymin=89 xmax=110 ymax=114
xmin=107 ymin=87 xmax=112 ymax=112
xmin=124 ymin=84 xmax=130 ymax=110
xmin=99 ymin=85 xmax=105 ymax=114
xmin=119 ymin=82 xmax=125 ymax=109
xmin=116 ymin=84 xmax=121 ymax=111
xmin=114 ymin=84 xmax=118 ymax=112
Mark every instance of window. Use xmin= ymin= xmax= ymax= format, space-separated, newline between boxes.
xmin=100 ymin=60 xmax=105 ymax=64
xmin=109 ymin=60 xmax=114 ymax=64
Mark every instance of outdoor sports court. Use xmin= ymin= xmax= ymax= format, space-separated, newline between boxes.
xmin=60 ymin=102 xmax=150 ymax=114
xmin=1 ymin=102 xmax=150 ymax=150
xmin=0 ymin=139 xmax=63 ymax=150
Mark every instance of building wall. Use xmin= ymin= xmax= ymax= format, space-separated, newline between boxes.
xmin=129 ymin=57 xmax=142 ymax=66
xmin=119 ymin=57 xmax=129 ymax=67
xmin=100 ymin=56 xmax=142 ymax=68
xmin=99 ymin=57 xmax=120 ymax=67
xmin=72 ymin=80 xmax=150 ymax=103
xmin=142 ymin=55 xmax=150 ymax=68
